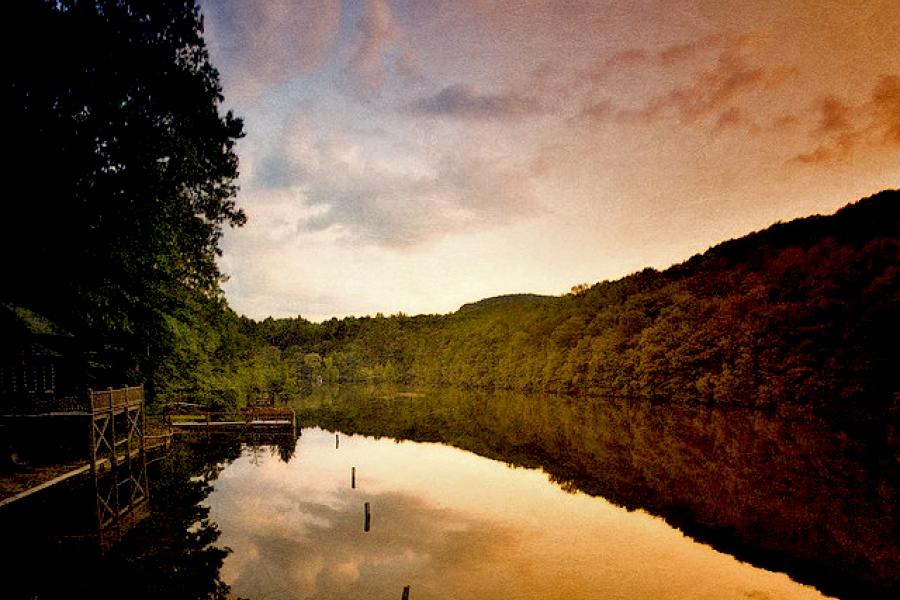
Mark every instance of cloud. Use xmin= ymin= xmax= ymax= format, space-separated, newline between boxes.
xmin=790 ymin=74 xmax=900 ymax=165
xmin=580 ymin=100 xmax=614 ymax=123
xmin=791 ymin=146 xmax=835 ymax=165
xmin=406 ymin=84 xmax=544 ymax=121
xmin=300 ymin=156 xmax=539 ymax=247
xmin=658 ymin=34 xmax=727 ymax=66
xmin=343 ymin=0 xmax=404 ymax=96
xmin=565 ymin=32 xmax=889 ymax=170
xmin=590 ymin=49 xmax=651 ymax=80
xmin=579 ymin=33 xmax=796 ymax=134
xmin=393 ymin=46 xmax=425 ymax=84
xmin=814 ymin=96 xmax=852 ymax=134
xmin=249 ymin=116 xmax=540 ymax=248
xmin=637 ymin=44 xmax=766 ymax=124
xmin=201 ymin=0 xmax=341 ymax=102
xmin=771 ymin=115 xmax=800 ymax=130
xmin=714 ymin=106 xmax=744 ymax=131
xmin=871 ymin=74 xmax=900 ymax=145
xmin=589 ymin=34 xmax=728 ymax=81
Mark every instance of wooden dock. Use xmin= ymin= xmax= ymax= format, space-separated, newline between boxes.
xmin=0 ymin=386 xmax=155 ymax=551
xmin=167 ymin=406 xmax=297 ymax=437
xmin=2 ymin=396 xmax=296 ymax=529
xmin=0 ymin=438 xmax=170 ymax=509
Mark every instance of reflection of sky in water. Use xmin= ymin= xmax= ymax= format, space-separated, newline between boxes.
xmin=205 ymin=428 xmax=832 ymax=600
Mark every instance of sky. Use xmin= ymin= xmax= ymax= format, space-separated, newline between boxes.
xmin=199 ymin=0 xmax=900 ymax=322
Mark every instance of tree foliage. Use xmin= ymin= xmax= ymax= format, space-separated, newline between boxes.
xmin=244 ymin=191 xmax=899 ymax=411
xmin=5 ymin=0 xmax=245 ymax=394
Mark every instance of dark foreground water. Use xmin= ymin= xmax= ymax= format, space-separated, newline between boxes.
xmin=1 ymin=386 xmax=897 ymax=599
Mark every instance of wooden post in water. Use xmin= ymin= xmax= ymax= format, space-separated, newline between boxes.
xmin=401 ymin=585 xmax=410 ymax=600
xmin=351 ymin=467 xmax=356 ymax=489
xmin=336 ymin=434 xmax=340 ymax=449
xmin=364 ymin=502 xmax=371 ymax=532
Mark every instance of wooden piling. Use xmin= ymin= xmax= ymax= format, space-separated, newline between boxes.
xmin=336 ymin=434 xmax=340 ymax=449
xmin=364 ymin=502 xmax=371 ymax=532
xmin=401 ymin=585 xmax=410 ymax=600
xmin=352 ymin=466 xmax=356 ymax=489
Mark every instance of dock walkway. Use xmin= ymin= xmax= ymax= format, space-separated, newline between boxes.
xmin=166 ymin=406 xmax=296 ymax=437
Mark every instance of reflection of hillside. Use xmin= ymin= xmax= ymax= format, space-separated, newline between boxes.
xmin=296 ymin=386 xmax=898 ymax=599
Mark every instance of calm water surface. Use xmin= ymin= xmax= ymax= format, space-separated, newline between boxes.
xmin=207 ymin=427 xmax=831 ymax=600
xmin=3 ymin=387 xmax=895 ymax=599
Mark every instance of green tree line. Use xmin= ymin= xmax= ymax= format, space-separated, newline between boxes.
xmin=245 ymin=191 xmax=899 ymax=411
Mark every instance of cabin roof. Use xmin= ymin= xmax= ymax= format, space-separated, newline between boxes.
xmin=1 ymin=304 xmax=72 ymax=338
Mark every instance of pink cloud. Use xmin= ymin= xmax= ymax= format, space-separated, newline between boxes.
xmin=591 ymin=49 xmax=651 ymax=81
xmin=202 ymin=0 xmax=341 ymax=102
xmin=344 ymin=0 xmax=404 ymax=96
xmin=657 ymin=33 xmax=726 ymax=66
xmin=581 ymin=100 xmax=615 ymax=122
xmin=714 ymin=106 xmax=744 ymax=130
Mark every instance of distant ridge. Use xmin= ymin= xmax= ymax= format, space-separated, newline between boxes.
xmin=457 ymin=294 xmax=555 ymax=314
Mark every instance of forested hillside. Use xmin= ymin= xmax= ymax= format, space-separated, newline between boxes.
xmin=244 ymin=190 xmax=899 ymax=411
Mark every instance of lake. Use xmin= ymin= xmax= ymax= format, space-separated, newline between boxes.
xmin=1 ymin=386 xmax=896 ymax=599
xmin=208 ymin=386 xmax=896 ymax=599
xmin=210 ymin=427 xmax=826 ymax=600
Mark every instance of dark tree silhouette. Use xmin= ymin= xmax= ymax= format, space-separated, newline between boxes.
xmin=5 ymin=0 xmax=245 ymax=388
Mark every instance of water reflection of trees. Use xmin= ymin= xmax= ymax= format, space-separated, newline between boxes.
xmin=107 ymin=440 xmax=243 ymax=600
xmin=0 ymin=437 xmax=245 ymax=600
xmin=242 ymin=432 xmax=297 ymax=464
xmin=295 ymin=385 xmax=898 ymax=599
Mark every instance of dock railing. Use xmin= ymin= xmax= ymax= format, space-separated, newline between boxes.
xmin=90 ymin=385 xmax=144 ymax=413
xmin=88 ymin=385 xmax=149 ymax=551
xmin=164 ymin=405 xmax=296 ymax=437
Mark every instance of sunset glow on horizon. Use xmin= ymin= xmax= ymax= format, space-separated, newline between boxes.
xmin=202 ymin=0 xmax=900 ymax=321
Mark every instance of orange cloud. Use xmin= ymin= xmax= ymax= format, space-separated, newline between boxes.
xmin=580 ymin=34 xmax=790 ymax=133
xmin=653 ymin=52 xmax=765 ymax=123
xmin=790 ymin=74 xmax=900 ymax=165
xmin=871 ymin=74 xmax=900 ymax=145
xmin=714 ymin=106 xmax=744 ymax=131
xmin=814 ymin=97 xmax=852 ymax=134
